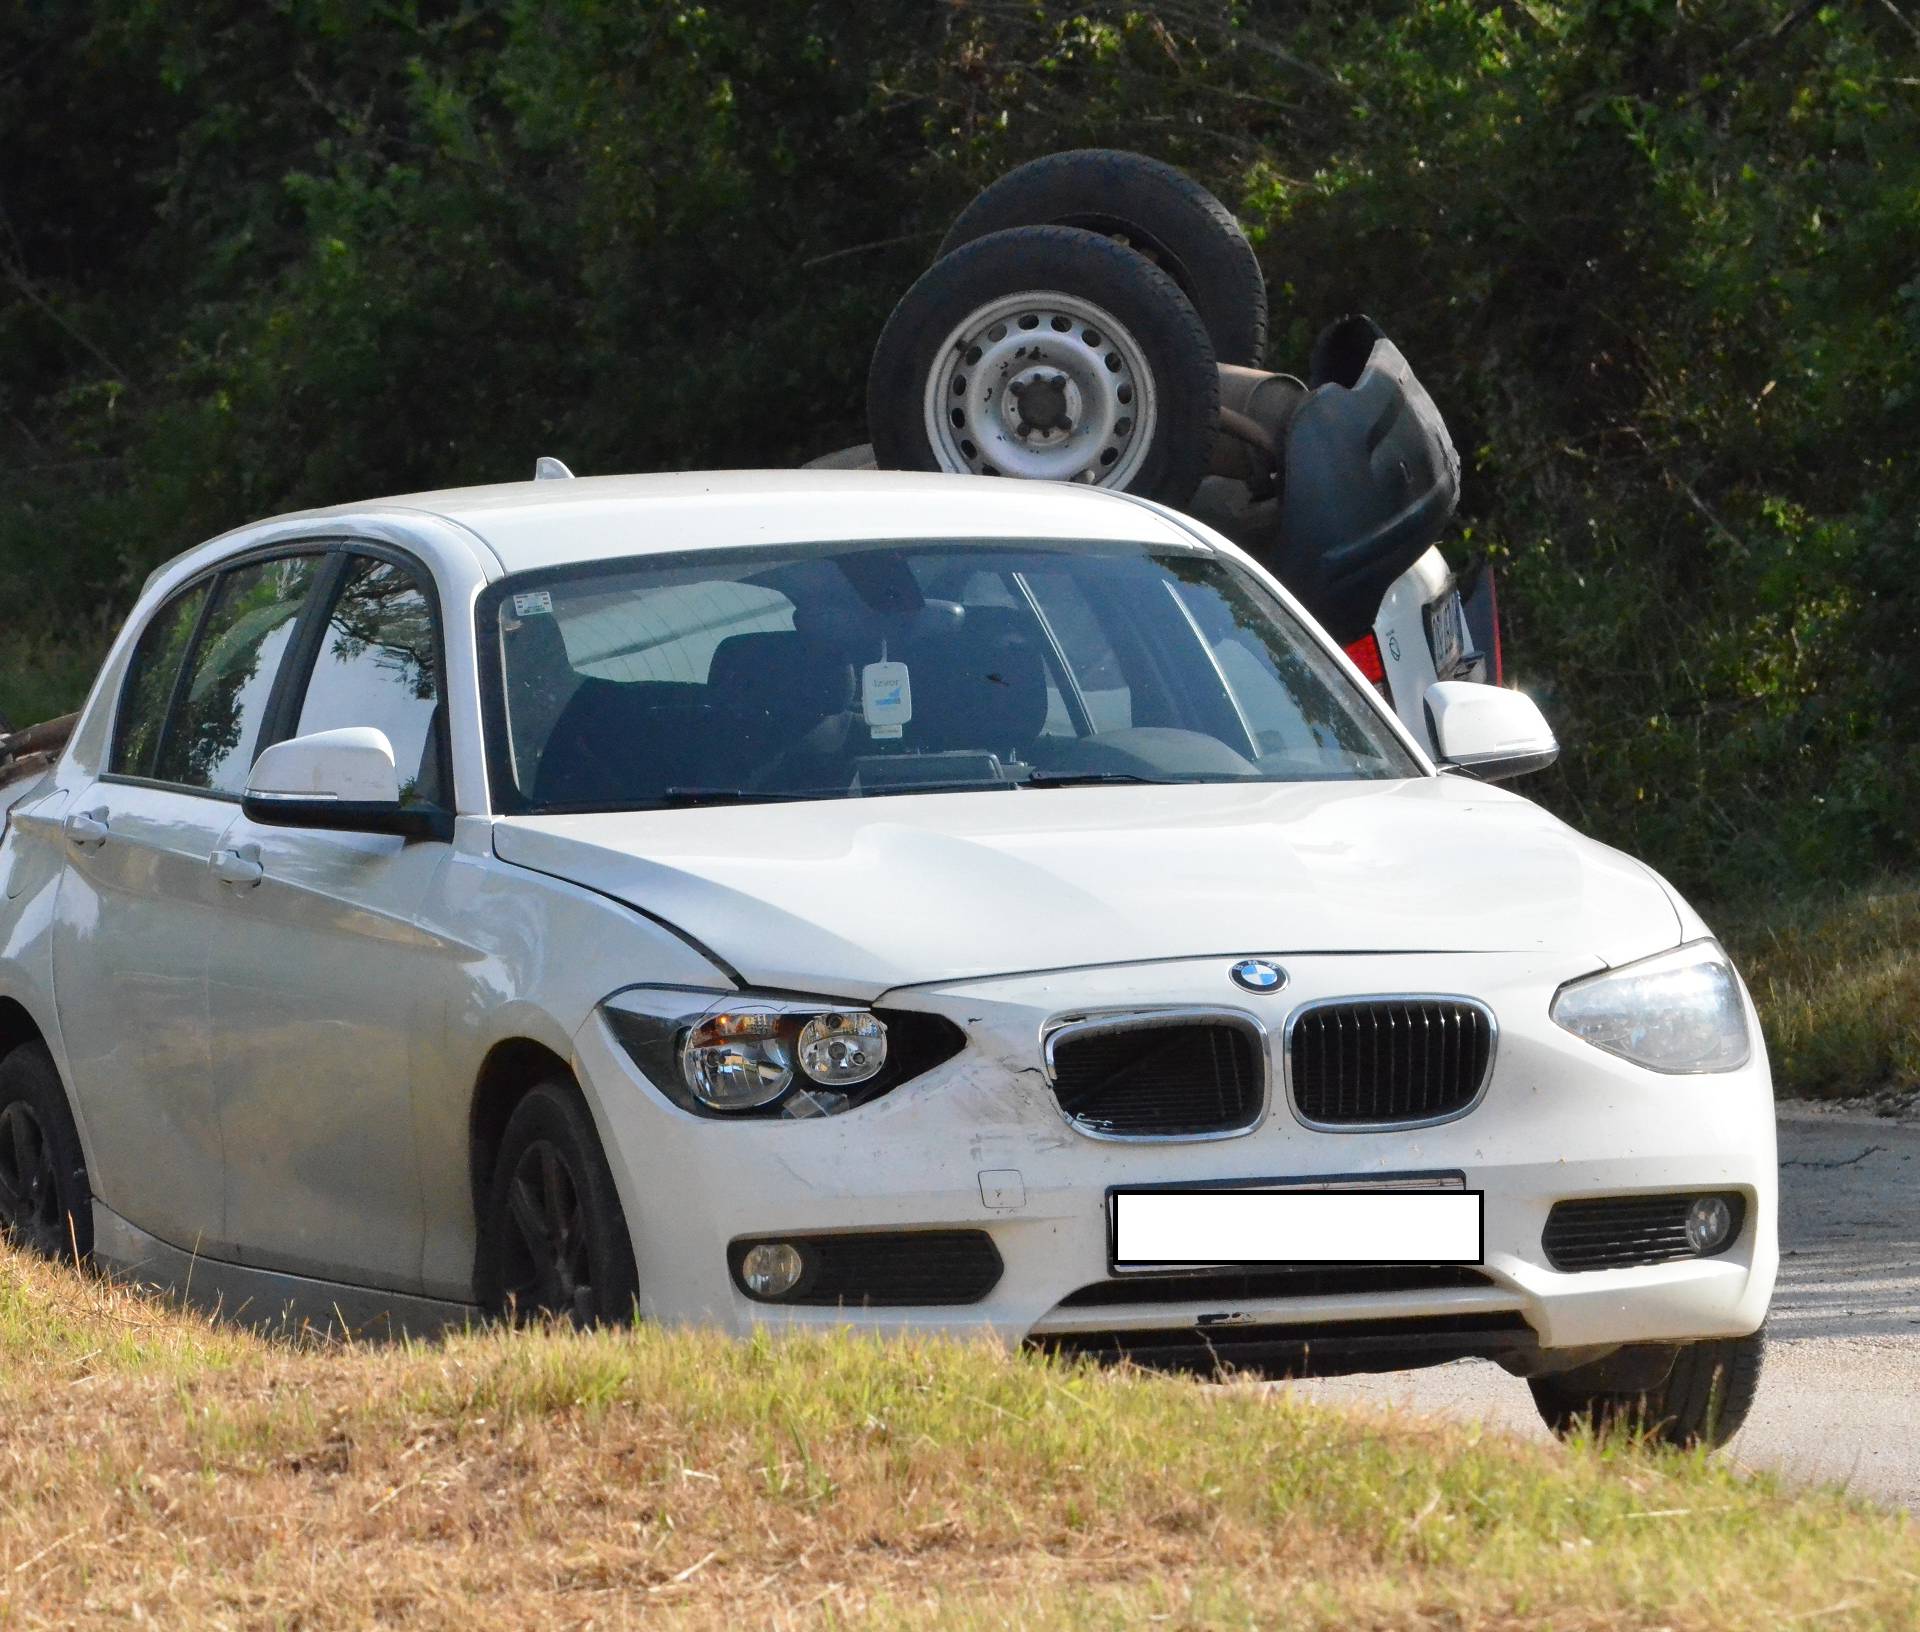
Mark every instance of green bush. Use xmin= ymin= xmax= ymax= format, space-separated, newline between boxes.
xmin=4 ymin=0 xmax=1915 ymax=905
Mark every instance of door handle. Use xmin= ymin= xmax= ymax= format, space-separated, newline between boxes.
xmin=209 ymin=844 xmax=264 ymax=888
xmin=62 ymin=808 xmax=109 ymax=848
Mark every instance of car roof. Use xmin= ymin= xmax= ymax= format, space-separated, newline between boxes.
xmin=308 ymin=468 xmax=1199 ymax=574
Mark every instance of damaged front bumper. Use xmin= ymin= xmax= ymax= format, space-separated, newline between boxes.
xmin=571 ymin=951 xmax=1778 ymax=1377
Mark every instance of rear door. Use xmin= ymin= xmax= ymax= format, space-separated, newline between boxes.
xmin=51 ymin=552 xmax=327 ymax=1253
xmin=204 ymin=550 xmax=454 ymax=1292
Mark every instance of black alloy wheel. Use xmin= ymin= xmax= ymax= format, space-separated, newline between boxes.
xmin=0 ymin=1100 xmax=63 ymax=1255
xmin=0 ymin=1043 xmax=92 ymax=1263
xmin=479 ymin=1081 xmax=639 ymax=1327
xmin=500 ymin=1138 xmax=595 ymax=1323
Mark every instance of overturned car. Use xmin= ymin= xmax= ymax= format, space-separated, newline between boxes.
xmin=835 ymin=149 xmax=1502 ymax=752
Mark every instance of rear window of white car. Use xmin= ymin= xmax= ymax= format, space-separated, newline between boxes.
xmin=478 ymin=538 xmax=1417 ymax=813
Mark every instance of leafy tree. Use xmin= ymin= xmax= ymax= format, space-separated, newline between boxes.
xmin=3 ymin=0 xmax=1914 ymax=899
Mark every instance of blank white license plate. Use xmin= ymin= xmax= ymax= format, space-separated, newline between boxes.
xmin=1110 ymin=1186 xmax=1483 ymax=1270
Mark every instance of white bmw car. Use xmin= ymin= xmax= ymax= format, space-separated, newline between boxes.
xmin=0 ymin=469 xmax=1775 ymax=1444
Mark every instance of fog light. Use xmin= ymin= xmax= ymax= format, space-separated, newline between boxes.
xmin=1684 ymin=1195 xmax=1734 ymax=1254
xmin=740 ymin=1241 xmax=806 ymax=1298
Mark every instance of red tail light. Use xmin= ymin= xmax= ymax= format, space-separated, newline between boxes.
xmin=1483 ymin=572 xmax=1504 ymax=687
xmin=1459 ymin=566 xmax=1504 ymax=688
xmin=1343 ymin=632 xmax=1387 ymax=685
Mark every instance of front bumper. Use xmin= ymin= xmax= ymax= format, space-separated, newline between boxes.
xmin=572 ymin=950 xmax=1778 ymax=1365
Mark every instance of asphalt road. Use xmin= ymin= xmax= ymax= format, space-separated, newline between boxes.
xmin=1279 ymin=1110 xmax=1920 ymax=1507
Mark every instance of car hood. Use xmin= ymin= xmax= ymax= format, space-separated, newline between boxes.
xmin=491 ymin=777 xmax=1681 ymax=999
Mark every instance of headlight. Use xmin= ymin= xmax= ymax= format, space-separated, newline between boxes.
xmin=602 ymin=991 xmax=962 ymax=1119
xmin=1550 ymin=940 xmax=1751 ymax=1073
xmin=681 ymin=1006 xmax=888 ymax=1110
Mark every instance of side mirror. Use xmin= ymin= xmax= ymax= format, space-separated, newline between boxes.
xmin=243 ymin=727 xmax=450 ymax=839
xmin=1424 ymin=681 xmax=1559 ymax=780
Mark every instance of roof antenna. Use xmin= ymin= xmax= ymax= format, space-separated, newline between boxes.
xmin=534 ymin=456 xmax=575 ymax=481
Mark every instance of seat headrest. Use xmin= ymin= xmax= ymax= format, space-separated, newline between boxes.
xmin=902 ymin=606 xmax=1050 ymax=757
xmin=707 ymin=630 xmax=856 ymax=724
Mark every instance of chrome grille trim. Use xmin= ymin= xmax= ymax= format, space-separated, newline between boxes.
xmin=1283 ymin=994 xmax=1497 ymax=1132
xmin=1040 ymin=1007 xmax=1270 ymax=1143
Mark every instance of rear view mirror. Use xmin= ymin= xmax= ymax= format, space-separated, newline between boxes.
xmin=243 ymin=727 xmax=449 ymax=839
xmin=1424 ymin=681 xmax=1559 ymax=781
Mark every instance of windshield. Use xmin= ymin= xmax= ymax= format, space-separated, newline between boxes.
xmin=479 ymin=538 xmax=1419 ymax=812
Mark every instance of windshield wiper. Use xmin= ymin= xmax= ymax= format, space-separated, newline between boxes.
xmin=1022 ymin=770 xmax=1173 ymax=789
xmin=655 ymin=787 xmax=823 ymax=807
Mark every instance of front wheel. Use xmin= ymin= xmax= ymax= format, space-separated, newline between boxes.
xmin=1529 ymin=1328 xmax=1766 ymax=1449
xmin=477 ymin=1082 xmax=639 ymax=1327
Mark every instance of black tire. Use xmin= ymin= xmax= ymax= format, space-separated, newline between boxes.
xmin=869 ymin=225 xmax=1220 ymax=508
xmin=0 ymin=1041 xmax=92 ymax=1263
xmin=1529 ymin=1328 xmax=1766 ymax=1450
xmin=937 ymin=149 xmax=1267 ymax=366
xmin=477 ymin=1081 xmax=639 ymax=1327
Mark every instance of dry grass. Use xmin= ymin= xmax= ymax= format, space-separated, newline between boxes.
xmin=1721 ymin=878 xmax=1920 ymax=1104
xmin=0 ymin=1250 xmax=1911 ymax=1628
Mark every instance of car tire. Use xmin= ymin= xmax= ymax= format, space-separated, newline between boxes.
xmin=869 ymin=225 xmax=1220 ymax=508
xmin=0 ymin=1041 xmax=93 ymax=1263
xmin=937 ymin=149 xmax=1268 ymax=366
xmin=477 ymin=1081 xmax=640 ymax=1327
xmin=1529 ymin=1328 xmax=1766 ymax=1449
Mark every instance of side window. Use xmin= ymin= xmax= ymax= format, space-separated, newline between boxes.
xmin=113 ymin=580 xmax=212 ymax=778
xmin=152 ymin=555 xmax=324 ymax=794
xmin=295 ymin=555 xmax=444 ymax=806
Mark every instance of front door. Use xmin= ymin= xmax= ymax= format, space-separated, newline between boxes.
xmin=205 ymin=551 xmax=454 ymax=1292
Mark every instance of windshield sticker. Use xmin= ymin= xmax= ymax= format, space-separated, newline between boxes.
xmin=512 ymin=590 xmax=554 ymax=618
xmin=862 ymin=660 xmax=912 ymax=740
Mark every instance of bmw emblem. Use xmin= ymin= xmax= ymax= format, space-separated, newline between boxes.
xmin=1229 ymin=959 xmax=1287 ymax=994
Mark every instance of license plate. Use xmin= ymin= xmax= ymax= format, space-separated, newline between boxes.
xmin=1109 ymin=1175 xmax=1482 ymax=1271
xmin=1424 ymin=587 xmax=1475 ymax=680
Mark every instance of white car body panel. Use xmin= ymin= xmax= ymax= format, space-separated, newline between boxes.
xmin=1373 ymin=545 xmax=1452 ymax=741
xmin=203 ymin=810 xmax=451 ymax=1290
xmin=0 ymin=470 xmax=1776 ymax=1363
xmin=51 ymin=783 xmax=234 ymax=1252
xmin=493 ymin=776 xmax=1680 ymax=998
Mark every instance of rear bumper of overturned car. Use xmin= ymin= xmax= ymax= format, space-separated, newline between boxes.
xmin=571 ymin=949 xmax=1778 ymax=1374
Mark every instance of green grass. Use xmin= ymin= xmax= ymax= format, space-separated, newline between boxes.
xmin=0 ymin=627 xmax=104 ymax=731
xmin=0 ymin=1248 xmax=1913 ymax=1628
xmin=1719 ymin=880 xmax=1920 ymax=1104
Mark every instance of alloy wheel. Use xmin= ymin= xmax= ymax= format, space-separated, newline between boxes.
xmin=0 ymin=1101 xmax=64 ymax=1256
xmin=499 ymin=1137 xmax=597 ymax=1324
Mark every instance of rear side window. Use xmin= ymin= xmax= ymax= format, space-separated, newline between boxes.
xmin=153 ymin=555 xmax=324 ymax=794
xmin=294 ymin=556 xmax=444 ymax=805
xmin=113 ymin=580 xmax=212 ymax=778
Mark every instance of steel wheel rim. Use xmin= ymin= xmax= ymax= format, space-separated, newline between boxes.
xmin=921 ymin=289 xmax=1158 ymax=487
xmin=0 ymin=1101 xmax=61 ymax=1252
xmin=500 ymin=1138 xmax=595 ymax=1324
